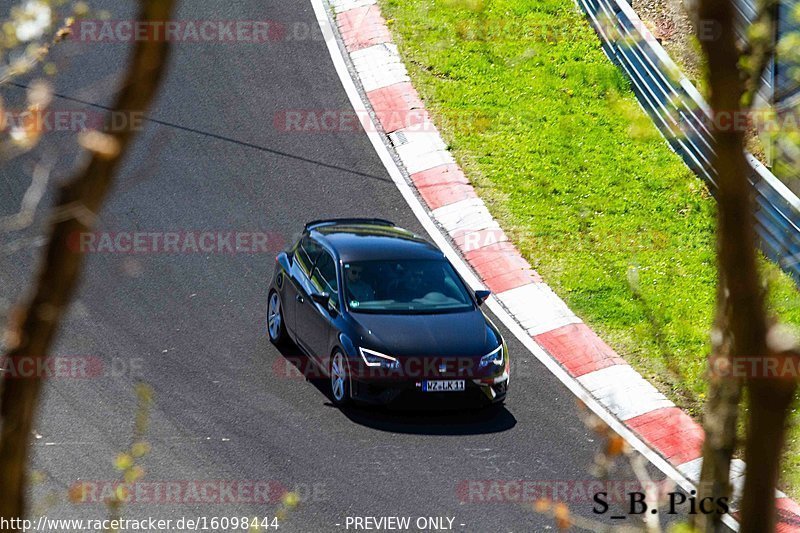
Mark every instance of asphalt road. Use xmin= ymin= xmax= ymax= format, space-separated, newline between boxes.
xmin=0 ymin=1 xmax=690 ymax=531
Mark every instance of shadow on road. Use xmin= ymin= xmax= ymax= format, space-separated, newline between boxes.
xmin=332 ymin=403 xmax=517 ymax=436
xmin=274 ymin=343 xmax=517 ymax=436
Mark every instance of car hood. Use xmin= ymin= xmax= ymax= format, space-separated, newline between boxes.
xmin=349 ymin=308 xmax=499 ymax=358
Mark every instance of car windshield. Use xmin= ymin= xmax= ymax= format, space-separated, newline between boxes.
xmin=343 ymin=259 xmax=474 ymax=314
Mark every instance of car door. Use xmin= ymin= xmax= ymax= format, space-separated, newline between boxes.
xmin=286 ymin=236 xmax=322 ymax=346
xmin=297 ymin=248 xmax=340 ymax=364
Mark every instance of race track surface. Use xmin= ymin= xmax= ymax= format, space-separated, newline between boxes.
xmin=0 ymin=1 xmax=691 ymax=531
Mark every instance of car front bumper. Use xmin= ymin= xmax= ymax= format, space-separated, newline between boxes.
xmin=350 ymin=372 xmax=509 ymax=407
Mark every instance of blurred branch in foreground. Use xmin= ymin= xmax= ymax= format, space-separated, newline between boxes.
xmin=0 ymin=0 xmax=176 ymax=527
xmin=692 ymin=0 xmax=799 ymax=530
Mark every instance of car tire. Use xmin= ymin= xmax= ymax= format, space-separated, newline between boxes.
xmin=330 ymin=350 xmax=351 ymax=407
xmin=267 ymin=290 xmax=287 ymax=345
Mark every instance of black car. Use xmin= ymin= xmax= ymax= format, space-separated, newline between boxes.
xmin=267 ymin=218 xmax=509 ymax=407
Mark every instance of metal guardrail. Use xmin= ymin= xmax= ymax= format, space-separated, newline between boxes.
xmin=576 ymin=0 xmax=800 ymax=282
xmin=732 ymin=0 xmax=775 ymax=101
xmin=733 ymin=0 xmax=800 ymax=104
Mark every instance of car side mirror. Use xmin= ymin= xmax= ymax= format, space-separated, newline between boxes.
xmin=475 ymin=289 xmax=492 ymax=305
xmin=310 ymin=291 xmax=330 ymax=307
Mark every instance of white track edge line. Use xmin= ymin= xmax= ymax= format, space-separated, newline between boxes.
xmin=309 ymin=1 xmax=739 ymax=529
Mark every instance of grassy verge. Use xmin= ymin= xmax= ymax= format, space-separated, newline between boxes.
xmin=378 ymin=0 xmax=800 ymax=495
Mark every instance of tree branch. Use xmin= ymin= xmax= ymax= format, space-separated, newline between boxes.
xmin=741 ymin=0 xmax=779 ymax=108
xmin=0 ymin=0 xmax=175 ymax=526
xmin=692 ymin=0 xmax=777 ymax=529
xmin=693 ymin=0 xmax=797 ymax=530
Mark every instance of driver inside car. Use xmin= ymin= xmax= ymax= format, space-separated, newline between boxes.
xmin=397 ymin=264 xmax=438 ymax=301
xmin=345 ymin=264 xmax=375 ymax=303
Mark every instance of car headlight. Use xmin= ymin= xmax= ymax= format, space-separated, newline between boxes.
xmin=359 ymin=347 xmax=400 ymax=369
xmin=480 ymin=344 xmax=504 ymax=368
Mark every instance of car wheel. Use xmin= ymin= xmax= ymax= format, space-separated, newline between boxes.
xmin=330 ymin=350 xmax=351 ymax=406
xmin=267 ymin=290 xmax=286 ymax=345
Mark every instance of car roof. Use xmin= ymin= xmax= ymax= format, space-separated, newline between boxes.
xmin=309 ymin=221 xmax=444 ymax=262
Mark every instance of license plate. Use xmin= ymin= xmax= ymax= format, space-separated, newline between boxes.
xmin=422 ymin=380 xmax=465 ymax=392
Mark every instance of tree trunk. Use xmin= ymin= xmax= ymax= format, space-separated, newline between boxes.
xmin=694 ymin=293 xmax=742 ymax=532
xmin=693 ymin=0 xmax=776 ymax=530
xmin=739 ymin=371 xmax=797 ymax=531
xmin=0 ymin=0 xmax=175 ymax=526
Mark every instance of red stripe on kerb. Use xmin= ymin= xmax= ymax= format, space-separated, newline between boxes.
xmin=419 ymin=183 xmax=477 ymax=210
xmin=411 ymin=164 xmax=467 ymax=187
xmin=337 ymin=6 xmax=392 ymax=52
xmin=626 ymin=407 xmax=704 ymax=465
xmin=776 ymin=498 xmax=800 ymax=532
xmin=411 ymin=165 xmax=475 ymax=210
xmin=534 ymin=323 xmax=625 ymax=377
xmin=367 ymin=83 xmax=427 ymax=133
xmin=464 ymin=242 xmax=542 ymax=294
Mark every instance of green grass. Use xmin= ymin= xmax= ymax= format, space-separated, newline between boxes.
xmin=378 ymin=0 xmax=800 ymax=495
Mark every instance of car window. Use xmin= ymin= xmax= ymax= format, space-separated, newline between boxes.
xmin=343 ymin=259 xmax=473 ymax=314
xmin=295 ymin=236 xmax=322 ymax=277
xmin=311 ymin=251 xmax=339 ymax=309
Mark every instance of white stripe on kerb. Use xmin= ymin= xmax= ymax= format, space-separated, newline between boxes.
xmin=676 ymin=456 xmax=703 ymax=482
xmin=432 ymin=198 xmax=499 ymax=234
xmin=388 ymin=129 xmax=447 ymax=150
xmin=389 ymin=128 xmax=455 ymax=174
xmin=677 ymin=457 xmax=789 ymax=508
xmin=577 ymin=365 xmax=673 ymax=421
xmin=350 ymin=43 xmax=410 ymax=92
xmin=495 ymin=283 xmax=582 ymax=336
xmin=676 ymin=456 xmax=786 ymax=513
xmin=330 ymin=0 xmax=376 ymax=13
xmin=405 ymin=150 xmax=457 ymax=175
